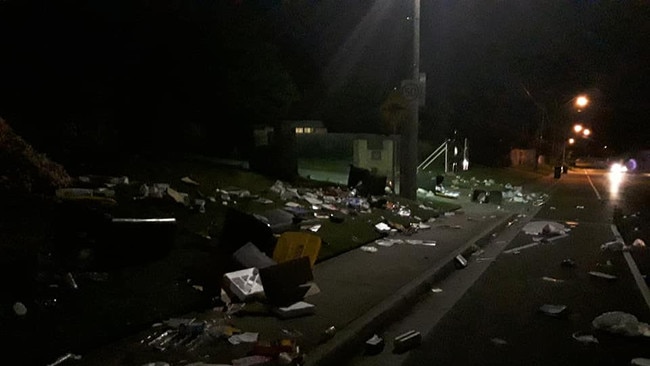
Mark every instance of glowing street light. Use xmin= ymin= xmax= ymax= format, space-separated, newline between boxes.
xmin=562 ymin=125 xmax=593 ymax=169
xmin=573 ymin=124 xmax=583 ymax=133
xmin=575 ymin=95 xmax=589 ymax=109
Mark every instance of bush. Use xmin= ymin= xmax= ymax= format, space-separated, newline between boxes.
xmin=0 ymin=117 xmax=72 ymax=194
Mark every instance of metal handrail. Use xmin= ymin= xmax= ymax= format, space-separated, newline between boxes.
xmin=418 ymin=140 xmax=449 ymax=172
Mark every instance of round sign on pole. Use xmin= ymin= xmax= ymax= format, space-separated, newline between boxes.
xmin=401 ymin=81 xmax=419 ymax=101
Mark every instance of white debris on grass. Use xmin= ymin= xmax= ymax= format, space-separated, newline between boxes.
xmin=631 ymin=358 xmax=650 ymax=366
xmin=522 ymin=221 xmax=570 ymax=236
xmin=601 ymin=238 xmax=647 ymax=252
xmin=572 ymin=331 xmax=599 ymax=344
xmin=228 ymin=332 xmax=259 ymax=345
xmin=13 ymin=302 xmax=27 ymax=316
xmin=360 ymin=246 xmax=378 ymax=253
xmin=592 ymin=311 xmax=650 ymax=337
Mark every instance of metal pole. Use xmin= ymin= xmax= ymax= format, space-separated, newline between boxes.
xmin=400 ymin=0 xmax=420 ymax=199
xmin=445 ymin=141 xmax=448 ymax=173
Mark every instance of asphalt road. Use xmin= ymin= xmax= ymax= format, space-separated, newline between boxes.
xmin=347 ymin=168 xmax=650 ymax=366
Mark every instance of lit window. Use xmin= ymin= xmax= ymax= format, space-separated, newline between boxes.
xmin=295 ymin=127 xmax=304 ymax=134
xmin=304 ymin=127 xmax=313 ymax=134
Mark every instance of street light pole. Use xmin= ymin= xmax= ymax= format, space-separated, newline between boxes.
xmin=400 ymin=0 xmax=420 ymax=200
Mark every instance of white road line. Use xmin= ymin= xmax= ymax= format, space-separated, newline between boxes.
xmin=610 ymin=224 xmax=650 ymax=312
xmin=503 ymin=242 xmax=539 ymax=254
xmin=583 ymin=169 xmax=602 ymax=200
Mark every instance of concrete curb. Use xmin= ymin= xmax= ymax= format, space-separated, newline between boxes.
xmin=306 ymin=211 xmax=518 ymax=366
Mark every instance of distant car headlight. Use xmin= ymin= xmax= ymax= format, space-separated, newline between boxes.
xmin=610 ymin=162 xmax=628 ymax=173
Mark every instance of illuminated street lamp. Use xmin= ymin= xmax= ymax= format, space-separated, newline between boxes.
xmin=575 ymin=95 xmax=589 ymax=109
xmin=573 ymin=124 xmax=591 ymax=137
xmin=573 ymin=124 xmax=583 ymax=133
xmin=562 ymin=125 xmax=592 ymax=169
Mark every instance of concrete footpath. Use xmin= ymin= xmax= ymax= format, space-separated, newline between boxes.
xmin=79 ymin=174 xmax=557 ymax=366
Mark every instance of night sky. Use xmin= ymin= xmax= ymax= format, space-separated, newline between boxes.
xmin=0 ymin=0 xmax=648 ymax=165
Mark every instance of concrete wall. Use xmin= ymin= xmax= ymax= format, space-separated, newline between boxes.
xmin=296 ymin=133 xmax=355 ymax=160
xmin=352 ymin=138 xmax=395 ymax=177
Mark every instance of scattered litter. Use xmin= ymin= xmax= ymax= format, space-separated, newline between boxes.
xmin=228 ymin=332 xmax=259 ymax=345
xmin=280 ymin=328 xmax=304 ymax=339
xmin=522 ymin=221 xmax=569 ymax=236
xmin=223 ymin=268 xmax=264 ymax=302
xmin=561 ymin=258 xmax=577 ymax=268
xmin=365 ymin=334 xmax=385 ymax=355
xmin=454 ymin=254 xmax=468 ymax=268
xmin=572 ymin=331 xmax=599 ymax=344
xmin=273 ymin=301 xmax=316 ymax=319
xmin=398 ymin=207 xmax=411 ymax=217
xmin=404 ymin=239 xmax=436 ymax=246
xmin=592 ymin=311 xmax=650 ymax=337
xmin=376 ymin=239 xmax=400 ymax=247
xmin=320 ymin=326 xmax=336 ymax=343
xmin=393 ymin=330 xmax=421 ymax=353
xmin=13 ymin=301 xmax=27 ymax=316
xmin=589 ymin=271 xmax=618 ymax=280
xmin=542 ymin=276 xmax=564 ymax=283
xmin=181 ymin=176 xmax=200 ymax=185
xmin=47 ymin=353 xmax=82 ymax=366
xmin=490 ymin=337 xmax=508 ymax=346
xmin=604 ymin=238 xmax=650 ymax=252
xmin=576 ymin=205 xmax=585 ymax=209
xmin=219 ymin=187 xmax=251 ymax=198
xmin=65 ymin=272 xmax=79 ymax=289
xmin=601 ymin=240 xmax=627 ymax=252
xmin=633 ymin=238 xmax=647 ymax=248
xmin=167 ymin=188 xmax=189 ymax=205
xmin=360 ymin=246 xmax=378 ymax=253
xmin=273 ymin=231 xmax=321 ymax=269
xmin=631 ymin=358 xmax=650 ymax=366
xmin=539 ymin=304 xmax=568 ymax=317
xmin=431 ymin=288 xmax=443 ymax=293
xmin=303 ymin=195 xmax=322 ymax=205
xmin=300 ymin=224 xmax=321 ymax=232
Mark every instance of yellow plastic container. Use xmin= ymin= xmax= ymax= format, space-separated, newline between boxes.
xmin=273 ymin=231 xmax=322 ymax=268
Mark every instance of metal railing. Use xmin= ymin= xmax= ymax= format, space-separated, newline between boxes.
xmin=417 ymin=139 xmax=449 ymax=173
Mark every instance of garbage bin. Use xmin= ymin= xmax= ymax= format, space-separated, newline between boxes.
xmin=562 ymin=165 xmax=568 ymax=174
xmin=554 ymin=166 xmax=562 ymax=179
